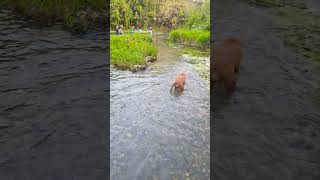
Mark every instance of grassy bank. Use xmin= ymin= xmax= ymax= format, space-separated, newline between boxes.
xmin=246 ymin=0 xmax=320 ymax=62
xmin=168 ymin=29 xmax=210 ymax=81
xmin=167 ymin=0 xmax=210 ymax=53
xmin=179 ymin=48 xmax=209 ymax=57
xmin=110 ymin=34 xmax=157 ymax=70
xmin=168 ymin=29 xmax=210 ymax=48
xmin=0 ymin=0 xmax=106 ymax=31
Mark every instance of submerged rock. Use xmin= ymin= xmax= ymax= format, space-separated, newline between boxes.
xmin=145 ymin=56 xmax=156 ymax=62
xmin=130 ymin=56 xmax=156 ymax=72
xmin=131 ymin=64 xmax=147 ymax=72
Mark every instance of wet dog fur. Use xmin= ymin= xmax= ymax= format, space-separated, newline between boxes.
xmin=212 ymin=37 xmax=243 ymax=95
xmin=170 ymin=72 xmax=186 ymax=95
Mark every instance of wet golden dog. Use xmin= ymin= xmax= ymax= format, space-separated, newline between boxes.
xmin=212 ymin=37 xmax=243 ymax=94
xmin=170 ymin=72 xmax=186 ymax=94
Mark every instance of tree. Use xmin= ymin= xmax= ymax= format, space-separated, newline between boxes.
xmin=110 ymin=0 xmax=209 ymax=30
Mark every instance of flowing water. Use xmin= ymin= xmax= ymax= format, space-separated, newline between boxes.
xmin=306 ymin=0 xmax=320 ymax=16
xmin=110 ymin=33 xmax=210 ymax=179
xmin=0 ymin=10 xmax=108 ymax=180
xmin=212 ymin=0 xmax=320 ymax=179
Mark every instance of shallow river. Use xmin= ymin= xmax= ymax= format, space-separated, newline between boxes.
xmin=110 ymin=33 xmax=210 ymax=179
xmin=0 ymin=10 xmax=109 ymax=180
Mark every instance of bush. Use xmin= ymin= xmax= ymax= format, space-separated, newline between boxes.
xmin=183 ymin=0 xmax=210 ymax=31
xmin=0 ymin=0 xmax=105 ymax=27
xmin=110 ymin=33 xmax=157 ymax=70
xmin=169 ymin=29 xmax=210 ymax=47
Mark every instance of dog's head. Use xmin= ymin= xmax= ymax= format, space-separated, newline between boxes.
xmin=179 ymin=71 xmax=187 ymax=77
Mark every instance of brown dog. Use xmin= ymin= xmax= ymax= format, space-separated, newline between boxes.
xmin=170 ymin=72 xmax=186 ymax=94
xmin=212 ymin=37 xmax=243 ymax=94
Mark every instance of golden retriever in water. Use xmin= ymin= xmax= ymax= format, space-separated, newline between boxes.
xmin=170 ymin=72 xmax=186 ymax=94
xmin=212 ymin=37 xmax=243 ymax=94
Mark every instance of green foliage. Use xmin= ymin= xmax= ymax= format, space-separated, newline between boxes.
xmin=1 ymin=0 xmax=105 ymax=26
xmin=179 ymin=48 xmax=208 ymax=57
xmin=169 ymin=29 xmax=210 ymax=47
xmin=110 ymin=34 xmax=158 ymax=70
xmin=110 ymin=0 xmax=158 ymax=29
xmin=110 ymin=0 xmax=210 ymax=30
xmin=183 ymin=0 xmax=210 ymax=31
xmin=167 ymin=0 xmax=210 ymax=50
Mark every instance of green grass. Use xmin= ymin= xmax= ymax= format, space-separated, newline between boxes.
xmin=168 ymin=29 xmax=210 ymax=47
xmin=179 ymin=48 xmax=209 ymax=57
xmin=0 ymin=0 xmax=105 ymax=27
xmin=110 ymin=34 xmax=158 ymax=70
xmin=168 ymin=29 xmax=210 ymax=81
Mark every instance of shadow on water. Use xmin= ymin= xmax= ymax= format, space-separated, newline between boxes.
xmin=211 ymin=83 xmax=232 ymax=112
xmin=111 ymin=33 xmax=210 ymax=179
xmin=170 ymin=90 xmax=183 ymax=97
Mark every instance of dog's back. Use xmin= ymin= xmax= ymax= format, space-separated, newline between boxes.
xmin=170 ymin=73 xmax=186 ymax=94
xmin=212 ymin=37 xmax=243 ymax=93
xmin=215 ymin=38 xmax=242 ymax=66
xmin=176 ymin=73 xmax=186 ymax=82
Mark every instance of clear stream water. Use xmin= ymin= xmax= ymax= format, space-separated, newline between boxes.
xmin=110 ymin=33 xmax=210 ymax=179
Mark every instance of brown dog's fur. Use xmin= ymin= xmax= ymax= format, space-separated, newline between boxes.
xmin=170 ymin=72 xmax=186 ymax=94
xmin=212 ymin=37 xmax=243 ymax=94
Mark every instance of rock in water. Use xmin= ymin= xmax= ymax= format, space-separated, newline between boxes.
xmin=145 ymin=56 xmax=156 ymax=62
xmin=132 ymin=65 xmax=147 ymax=72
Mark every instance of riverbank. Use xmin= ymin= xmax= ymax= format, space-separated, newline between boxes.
xmin=0 ymin=0 xmax=107 ymax=32
xmin=181 ymin=54 xmax=210 ymax=82
xmin=246 ymin=0 xmax=320 ymax=62
xmin=168 ymin=29 xmax=210 ymax=48
xmin=110 ymin=33 xmax=157 ymax=71
xmin=167 ymin=29 xmax=210 ymax=82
